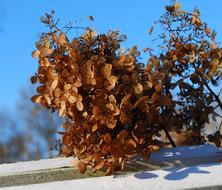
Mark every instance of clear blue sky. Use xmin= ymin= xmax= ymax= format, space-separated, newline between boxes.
xmin=1 ymin=0 xmax=222 ymax=111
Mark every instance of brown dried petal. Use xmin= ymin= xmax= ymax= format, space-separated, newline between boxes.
xmin=120 ymin=94 xmax=131 ymax=108
xmin=105 ymin=75 xmax=118 ymax=91
xmin=76 ymin=100 xmax=84 ymax=111
xmin=37 ymin=85 xmax=47 ymax=94
xmin=58 ymin=32 xmax=67 ymax=45
xmin=125 ymin=139 xmax=137 ymax=151
xmin=133 ymin=83 xmax=143 ymax=94
xmin=101 ymin=145 xmax=110 ymax=156
xmin=101 ymin=63 xmax=112 ymax=78
xmin=149 ymin=145 xmax=160 ymax=152
xmin=104 ymin=133 xmax=112 ymax=144
xmin=51 ymin=79 xmax=58 ymax=90
xmin=44 ymin=95 xmax=51 ymax=105
xmin=32 ymin=50 xmax=41 ymax=58
xmin=93 ymin=161 xmax=105 ymax=172
xmin=92 ymin=124 xmax=98 ymax=132
xmin=30 ymin=76 xmax=38 ymax=84
xmin=120 ymin=113 xmax=132 ymax=125
xmin=118 ymin=130 xmax=128 ymax=139
xmin=31 ymin=95 xmax=43 ymax=103
xmin=59 ymin=101 xmax=66 ymax=117
xmin=68 ymin=95 xmax=77 ymax=103
xmin=110 ymin=145 xmax=124 ymax=157
xmin=77 ymin=160 xmax=87 ymax=174
xmin=64 ymin=84 xmax=72 ymax=91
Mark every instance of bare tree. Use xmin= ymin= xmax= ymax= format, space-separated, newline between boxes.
xmin=0 ymin=85 xmax=62 ymax=164
xmin=17 ymin=86 xmax=62 ymax=159
xmin=0 ymin=111 xmax=25 ymax=163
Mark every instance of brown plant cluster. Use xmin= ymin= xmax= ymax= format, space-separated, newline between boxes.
xmin=31 ymin=5 xmax=222 ymax=175
xmin=147 ymin=3 xmax=222 ymax=147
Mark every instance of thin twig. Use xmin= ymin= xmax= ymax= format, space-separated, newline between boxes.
xmin=205 ymin=81 xmax=222 ymax=110
xmin=162 ymin=125 xmax=177 ymax=147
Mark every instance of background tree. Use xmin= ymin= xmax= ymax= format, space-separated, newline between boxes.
xmin=0 ymin=86 xmax=61 ymax=164
xmin=0 ymin=111 xmax=25 ymax=163
xmin=18 ymin=87 xmax=62 ymax=159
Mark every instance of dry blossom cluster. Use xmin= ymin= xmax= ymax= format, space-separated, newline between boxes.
xmin=31 ymin=4 xmax=222 ymax=174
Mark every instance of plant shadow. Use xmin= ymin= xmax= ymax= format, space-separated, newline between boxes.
xmin=163 ymin=165 xmax=210 ymax=180
xmin=134 ymin=164 xmax=217 ymax=180
xmin=134 ymin=172 xmax=158 ymax=179
xmin=134 ymin=145 xmax=221 ymax=180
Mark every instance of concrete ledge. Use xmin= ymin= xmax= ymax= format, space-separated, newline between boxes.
xmin=0 ymin=145 xmax=222 ymax=189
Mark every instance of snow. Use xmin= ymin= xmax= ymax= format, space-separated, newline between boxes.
xmin=1 ymin=162 xmax=222 ymax=190
xmin=0 ymin=144 xmax=222 ymax=190
xmin=0 ymin=157 xmax=73 ymax=176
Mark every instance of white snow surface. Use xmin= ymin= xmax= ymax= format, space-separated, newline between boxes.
xmin=1 ymin=162 xmax=222 ymax=190
xmin=0 ymin=157 xmax=73 ymax=176
xmin=0 ymin=145 xmax=222 ymax=190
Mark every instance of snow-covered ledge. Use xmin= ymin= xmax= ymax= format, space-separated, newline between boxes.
xmin=0 ymin=145 xmax=222 ymax=190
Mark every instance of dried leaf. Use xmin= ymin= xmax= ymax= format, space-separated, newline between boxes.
xmin=149 ymin=145 xmax=160 ymax=152
xmin=82 ymin=154 xmax=94 ymax=163
xmin=125 ymin=139 xmax=137 ymax=150
xmin=101 ymin=145 xmax=110 ymax=156
xmin=93 ymin=161 xmax=105 ymax=172
xmin=68 ymin=95 xmax=77 ymax=103
xmin=120 ymin=112 xmax=132 ymax=125
xmin=31 ymin=95 xmax=43 ymax=103
xmin=205 ymin=27 xmax=211 ymax=36
xmin=101 ymin=64 xmax=112 ymax=78
xmin=52 ymin=32 xmax=58 ymax=42
xmin=133 ymin=83 xmax=143 ymax=94
xmin=105 ymin=165 xmax=114 ymax=175
xmin=77 ymin=160 xmax=87 ymax=174
xmin=83 ymin=111 xmax=88 ymax=117
xmin=93 ymin=152 xmax=101 ymax=163
xmin=32 ymin=50 xmax=41 ymax=58
xmin=64 ymin=84 xmax=72 ymax=91
xmin=143 ymin=81 xmax=153 ymax=90
xmin=58 ymin=32 xmax=67 ymax=45
xmin=155 ymin=83 xmax=162 ymax=93
xmin=173 ymin=3 xmax=181 ymax=11
xmin=110 ymin=144 xmax=124 ymax=157
xmin=44 ymin=95 xmax=51 ymax=105
xmin=211 ymin=31 xmax=216 ymax=41
xmin=104 ymin=133 xmax=112 ymax=144
xmin=134 ymin=96 xmax=148 ymax=108
xmin=30 ymin=76 xmax=38 ymax=84
xmin=51 ymin=79 xmax=58 ymax=90
xmin=108 ymin=94 xmax=116 ymax=104
xmin=120 ymin=94 xmax=131 ymax=108
xmin=106 ymin=119 xmax=117 ymax=129
xmin=92 ymin=124 xmax=98 ymax=132
xmin=106 ymin=75 xmax=118 ymax=91
xmin=59 ymin=101 xmax=66 ymax=117
xmin=76 ymin=100 xmax=84 ymax=111
xmin=118 ymin=130 xmax=128 ymax=139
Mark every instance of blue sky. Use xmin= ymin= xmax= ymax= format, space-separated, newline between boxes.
xmin=1 ymin=0 xmax=222 ymax=111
